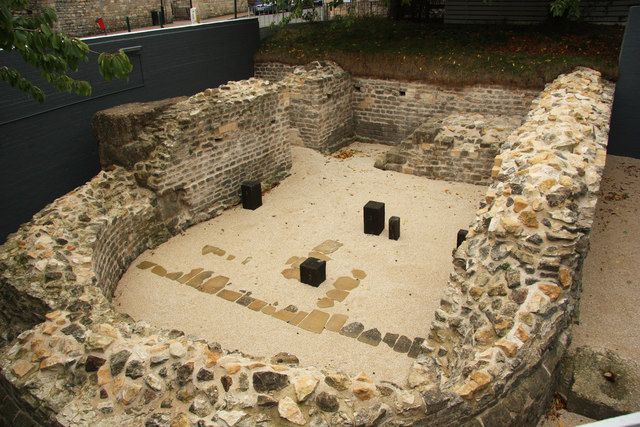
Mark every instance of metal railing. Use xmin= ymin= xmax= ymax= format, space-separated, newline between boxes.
xmin=329 ymin=0 xmax=387 ymax=18
xmin=249 ymin=4 xmax=327 ymax=27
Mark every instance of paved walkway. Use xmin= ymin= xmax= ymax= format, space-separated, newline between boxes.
xmin=83 ymin=4 xmax=325 ymax=39
xmin=83 ymin=12 xmax=251 ymax=40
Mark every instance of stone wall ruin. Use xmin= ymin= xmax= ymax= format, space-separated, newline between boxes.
xmin=283 ymin=62 xmax=355 ymax=154
xmin=0 ymin=63 xmax=614 ymax=426
xmin=374 ymin=113 xmax=522 ymax=185
xmin=255 ymin=62 xmax=539 ymax=185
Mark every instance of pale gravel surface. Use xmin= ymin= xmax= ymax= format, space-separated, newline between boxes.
xmin=571 ymin=155 xmax=640 ymax=361
xmin=114 ymin=142 xmax=486 ymax=382
xmin=538 ymin=410 xmax=594 ymax=427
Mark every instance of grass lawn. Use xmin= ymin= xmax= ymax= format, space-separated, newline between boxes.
xmin=256 ymin=17 xmax=624 ymax=88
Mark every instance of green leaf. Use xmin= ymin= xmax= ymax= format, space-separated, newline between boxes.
xmin=1 ymin=2 xmax=132 ymax=102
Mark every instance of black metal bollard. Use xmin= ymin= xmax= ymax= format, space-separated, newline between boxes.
xmin=456 ymin=229 xmax=468 ymax=248
xmin=241 ymin=181 xmax=262 ymax=210
xmin=389 ymin=216 xmax=400 ymax=240
xmin=364 ymin=201 xmax=385 ymax=235
xmin=126 ymin=16 xmax=131 ymax=32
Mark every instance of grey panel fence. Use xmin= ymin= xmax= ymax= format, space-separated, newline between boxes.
xmin=608 ymin=6 xmax=640 ymax=158
xmin=444 ymin=0 xmax=639 ymax=25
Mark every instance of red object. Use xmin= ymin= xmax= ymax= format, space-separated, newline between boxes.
xmin=96 ymin=17 xmax=106 ymax=31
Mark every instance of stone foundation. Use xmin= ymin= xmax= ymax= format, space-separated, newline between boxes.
xmin=282 ymin=62 xmax=355 ymax=153
xmin=254 ymin=62 xmax=538 ymax=146
xmin=96 ymin=79 xmax=292 ymax=231
xmin=0 ymin=65 xmax=614 ymax=426
xmin=374 ymin=113 xmax=521 ymax=185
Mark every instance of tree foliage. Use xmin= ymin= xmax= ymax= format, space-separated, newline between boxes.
xmin=550 ymin=0 xmax=581 ymax=18
xmin=0 ymin=0 xmax=132 ymax=102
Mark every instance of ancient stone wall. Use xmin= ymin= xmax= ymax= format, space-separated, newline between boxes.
xmin=254 ymin=62 xmax=297 ymax=83
xmin=282 ymin=62 xmax=355 ymax=153
xmin=29 ymin=0 xmax=173 ymax=37
xmin=423 ymin=68 xmax=613 ymax=425
xmin=93 ymin=97 xmax=186 ymax=170
xmin=0 ymin=67 xmax=613 ymax=426
xmin=97 ymin=79 xmax=292 ymax=231
xmin=352 ymin=79 xmax=536 ymax=145
xmin=254 ymin=62 xmax=538 ymax=146
xmin=374 ymin=113 xmax=521 ymax=185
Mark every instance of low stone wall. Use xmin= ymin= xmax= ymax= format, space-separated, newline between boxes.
xmin=283 ymin=62 xmax=355 ymax=153
xmin=352 ymin=78 xmax=536 ymax=145
xmin=374 ymin=113 xmax=521 ymax=185
xmin=0 ymin=66 xmax=613 ymax=426
xmin=254 ymin=62 xmax=539 ymax=146
xmin=97 ymin=79 xmax=292 ymax=231
xmin=254 ymin=62 xmax=296 ymax=83
xmin=423 ymin=67 xmax=613 ymax=422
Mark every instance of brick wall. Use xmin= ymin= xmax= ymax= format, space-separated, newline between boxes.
xmin=96 ymin=78 xmax=292 ymax=231
xmin=30 ymin=0 xmax=174 ymax=37
xmin=375 ymin=113 xmax=522 ymax=185
xmin=283 ymin=62 xmax=355 ymax=153
xmin=254 ymin=62 xmax=538 ymax=146
xmin=352 ymin=78 xmax=537 ymax=145
xmin=254 ymin=62 xmax=296 ymax=82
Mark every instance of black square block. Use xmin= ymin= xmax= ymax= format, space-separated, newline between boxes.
xmin=389 ymin=216 xmax=400 ymax=240
xmin=364 ymin=201 xmax=385 ymax=235
xmin=300 ymin=257 xmax=326 ymax=287
xmin=241 ymin=181 xmax=262 ymax=210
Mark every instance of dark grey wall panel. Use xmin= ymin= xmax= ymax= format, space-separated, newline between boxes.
xmin=582 ymin=0 xmax=640 ymax=23
xmin=608 ymin=6 xmax=640 ymax=158
xmin=444 ymin=0 xmax=551 ymax=24
xmin=0 ymin=18 xmax=259 ymax=243
xmin=444 ymin=0 xmax=639 ymax=24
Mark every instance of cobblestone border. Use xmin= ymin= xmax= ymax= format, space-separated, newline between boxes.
xmin=0 ymin=65 xmax=612 ymax=426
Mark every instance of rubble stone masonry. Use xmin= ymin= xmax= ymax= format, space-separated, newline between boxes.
xmin=374 ymin=113 xmax=522 ymax=185
xmin=0 ymin=65 xmax=613 ymax=426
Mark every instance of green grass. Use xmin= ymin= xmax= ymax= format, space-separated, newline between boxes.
xmin=256 ymin=17 xmax=624 ymax=88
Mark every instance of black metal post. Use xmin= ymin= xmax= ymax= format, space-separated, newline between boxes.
xmin=234 ymin=0 xmax=238 ymax=18
xmin=160 ymin=0 xmax=165 ymax=27
xmin=125 ymin=16 xmax=131 ymax=32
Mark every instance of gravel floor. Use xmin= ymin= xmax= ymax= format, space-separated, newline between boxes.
xmin=114 ymin=143 xmax=486 ymax=382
